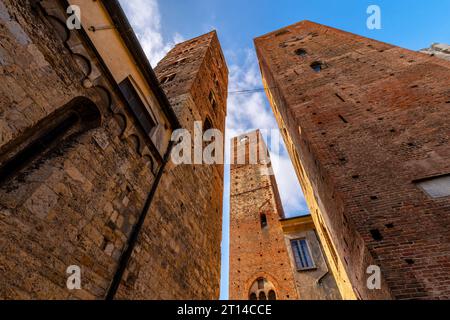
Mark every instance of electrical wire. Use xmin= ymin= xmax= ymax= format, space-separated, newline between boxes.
xmin=228 ymin=87 xmax=277 ymax=95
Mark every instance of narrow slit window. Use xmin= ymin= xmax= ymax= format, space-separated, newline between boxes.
xmin=260 ymin=213 xmax=268 ymax=229
xmin=370 ymin=229 xmax=383 ymax=241
xmin=203 ymin=117 xmax=214 ymax=157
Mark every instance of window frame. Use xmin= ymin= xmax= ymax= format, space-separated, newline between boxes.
xmin=291 ymin=238 xmax=316 ymax=271
xmin=118 ymin=76 xmax=157 ymax=137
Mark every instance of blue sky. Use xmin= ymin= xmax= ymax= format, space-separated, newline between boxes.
xmin=119 ymin=0 xmax=450 ymax=300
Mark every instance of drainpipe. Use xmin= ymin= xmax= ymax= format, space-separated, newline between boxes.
xmin=106 ymin=140 xmax=175 ymax=300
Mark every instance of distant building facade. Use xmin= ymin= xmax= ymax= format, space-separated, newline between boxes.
xmin=255 ymin=21 xmax=450 ymax=300
xmin=280 ymin=215 xmax=341 ymax=300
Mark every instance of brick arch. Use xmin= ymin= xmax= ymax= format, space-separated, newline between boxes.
xmin=0 ymin=96 xmax=101 ymax=184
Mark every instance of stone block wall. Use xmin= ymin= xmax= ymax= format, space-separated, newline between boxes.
xmin=0 ymin=0 xmax=163 ymax=299
xmin=115 ymin=31 xmax=229 ymax=299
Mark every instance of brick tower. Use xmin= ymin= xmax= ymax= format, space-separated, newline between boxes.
xmin=229 ymin=131 xmax=299 ymax=300
xmin=255 ymin=21 xmax=450 ymax=300
xmin=115 ymin=31 xmax=229 ymax=299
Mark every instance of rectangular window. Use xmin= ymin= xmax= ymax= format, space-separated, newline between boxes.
xmin=291 ymin=239 xmax=315 ymax=270
xmin=415 ymin=174 xmax=450 ymax=198
xmin=119 ymin=78 xmax=156 ymax=136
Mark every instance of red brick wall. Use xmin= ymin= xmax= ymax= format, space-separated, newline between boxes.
xmin=255 ymin=21 xmax=450 ymax=300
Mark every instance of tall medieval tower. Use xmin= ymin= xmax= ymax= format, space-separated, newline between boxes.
xmin=255 ymin=21 xmax=450 ymax=300
xmin=229 ymin=130 xmax=341 ymax=300
xmin=229 ymin=131 xmax=299 ymax=300
xmin=115 ymin=31 xmax=229 ymax=300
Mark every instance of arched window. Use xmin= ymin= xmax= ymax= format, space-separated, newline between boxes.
xmin=268 ymin=290 xmax=277 ymax=300
xmin=260 ymin=213 xmax=268 ymax=229
xmin=0 ymin=97 xmax=101 ymax=184
xmin=248 ymin=277 xmax=277 ymax=301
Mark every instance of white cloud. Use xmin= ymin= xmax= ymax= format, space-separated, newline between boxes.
xmin=225 ymin=50 xmax=308 ymax=217
xmin=119 ymin=0 xmax=184 ymax=66
xmin=119 ymin=1 xmax=306 ymax=217
xmin=270 ymin=152 xmax=309 ymax=216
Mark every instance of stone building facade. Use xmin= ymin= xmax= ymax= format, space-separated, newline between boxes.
xmin=0 ymin=0 xmax=227 ymax=300
xmin=229 ymin=130 xmax=340 ymax=300
xmin=255 ymin=20 xmax=450 ymax=300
